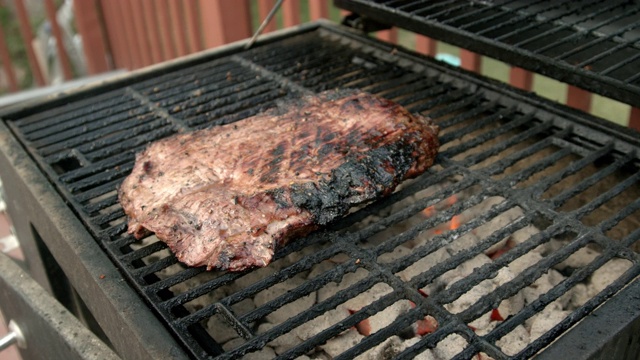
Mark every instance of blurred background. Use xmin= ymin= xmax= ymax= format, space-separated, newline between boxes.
xmin=0 ymin=0 xmax=636 ymax=128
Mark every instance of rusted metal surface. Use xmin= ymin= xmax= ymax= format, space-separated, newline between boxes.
xmin=14 ymin=0 xmax=46 ymax=86
xmin=509 ymin=67 xmax=533 ymax=91
xmin=44 ymin=0 xmax=74 ymax=80
xmin=567 ymin=85 xmax=593 ymax=112
xmin=460 ymin=49 xmax=481 ymax=72
xmin=0 ymin=24 xmax=18 ymax=92
xmin=199 ymin=0 xmax=251 ymax=49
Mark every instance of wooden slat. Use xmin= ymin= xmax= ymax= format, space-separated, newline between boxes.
xmin=130 ymin=0 xmax=152 ymax=66
xmin=415 ymin=35 xmax=437 ymax=56
xmin=14 ymin=0 xmax=46 ymax=85
xmin=509 ymin=67 xmax=533 ymax=91
xmin=157 ymin=0 xmax=176 ymax=60
xmin=44 ymin=0 xmax=73 ymax=80
xmin=100 ymin=0 xmax=131 ymax=69
xmin=199 ymin=0 xmax=251 ymax=49
xmin=310 ymin=0 xmax=329 ymax=20
xmin=258 ymin=0 xmax=277 ymax=33
xmin=184 ymin=0 xmax=203 ymax=53
xmin=567 ymin=86 xmax=592 ymax=112
xmin=116 ymin=0 xmax=143 ymax=69
xmin=629 ymin=107 xmax=640 ymax=131
xmin=141 ymin=0 xmax=164 ymax=63
xmin=283 ymin=0 xmax=301 ymax=27
xmin=460 ymin=49 xmax=481 ymax=72
xmin=0 ymin=23 xmax=19 ymax=91
xmin=169 ymin=0 xmax=189 ymax=57
xmin=377 ymin=28 xmax=398 ymax=43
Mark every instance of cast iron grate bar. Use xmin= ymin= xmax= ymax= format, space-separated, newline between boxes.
xmin=335 ymin=0 xmax=640 ymax=107
xmin=2 ymin=24 xmax=640 ymax=359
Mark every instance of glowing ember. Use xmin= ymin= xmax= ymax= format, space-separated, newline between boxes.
xmin=347 ymin=309 xmax=372 ymax=336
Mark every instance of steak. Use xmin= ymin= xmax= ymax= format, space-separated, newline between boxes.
xmin=119 ymin=90 xmax=439 ymax=271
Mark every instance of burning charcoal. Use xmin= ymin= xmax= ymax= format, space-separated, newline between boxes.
xmin=399 ymin=338 xmax=437 ymax=360
xmin=507 ymin=251 xmax=544 ymax=277
xmin=378 ymin=244 xmax=412 ymax=264
xmin=470 ymin=198 xmax=523 ymax=255
xmin=509 ymin=224 xmax=542 ymax=249
xmin=253 ymin=277 xmax=317 ymax=324
xmin=306 ymin=259 xmax=339 ymax=279
xmin=414 ymin=315 xmax=439 ymax=336
xmin=356 ymin=335 xmax=434 ymax=360
xmin=296 ymin=308 xmax=347 ymax=341
xmin=222 ymin=337 xmax=245 ymax=352
xmin=318 ymin=269 xmax=370 ymax=302
xmin=554 ymin=246 xmax=599 ymax=271
xmin=444 ymin=275 xmax=496 ymax=334
xmin=207 ymin=315 xmax=240 ymax=344
xmin=588 ymin=258 xmax=632 ymax=297
xmin=522 ymin=269 xmax=566 ymax=307
xmin=231 ymin=266 xmax=277 ymax=292
xmin=496 ymin=325 xmax=530 ymax=356
xmin=258 ymin=322 xmax=298 ymax=355
xmin=568 ymin=283 xmax=590 ymax=309
xmin=528 ymin=305 xmax=572 ymax=340
xmin=320 ymin=330 xmax=363 ymax=358
xmin=433 ymin=333 xmax=468 ymax=359
xmin=445 ymin=231 xmax=481 ymax=255
xmin=243 ymin=347 xmax=277 ymax=360
xmin=231 ymin=298 xmax=256 ymax=316
xmin=397 ymin=247 xmax=450 ymax=283
xmin=494 ymin=268 xmax=525 ymax=318
xmin=438 ymin=254 xmax=491 ymax=285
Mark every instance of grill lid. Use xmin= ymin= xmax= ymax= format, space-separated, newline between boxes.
xmin=1 ymin=22 xmax=640 ymax=359
xmin=335 ymin=0 xmax=640 ymax=108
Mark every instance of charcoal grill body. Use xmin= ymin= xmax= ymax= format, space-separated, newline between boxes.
xmin=0 ymin=20 xmax=639 ymax=359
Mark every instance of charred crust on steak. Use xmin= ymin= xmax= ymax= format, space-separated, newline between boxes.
xmin=119 ymin=89 xmax=439 ymax=271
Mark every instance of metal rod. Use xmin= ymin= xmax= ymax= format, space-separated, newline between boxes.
xmin=245 ymin=0 xmax=284 ymax=49
xmin=0 ymin=331 xmax=17 ymax=351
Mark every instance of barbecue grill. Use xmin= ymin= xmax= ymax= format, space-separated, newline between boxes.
xmin=0 ymin=15 xmax=639 ymax=360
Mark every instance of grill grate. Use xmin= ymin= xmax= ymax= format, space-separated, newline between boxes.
xmin=2 ymin=23 xmax=640 ymax=359
xmin=335 ymin=0 xmax=640 ymax=108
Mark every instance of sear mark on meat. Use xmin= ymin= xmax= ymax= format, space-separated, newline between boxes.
xmin=118 ymin=89 xmax=440 ymax=271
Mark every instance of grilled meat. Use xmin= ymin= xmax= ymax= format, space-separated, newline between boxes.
xmin=119 ymin=90 xmax=439 ymax=271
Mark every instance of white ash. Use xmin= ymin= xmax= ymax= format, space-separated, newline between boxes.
xmin=527 ymin=304 xmax=572 ymax=341
xmin=322 ymin=330 xmax=364 ymax=358
xmin=587 ymin=258 xmax=632 ymax=297
xmin=496 ymin=324 xmax=530 ymax=356
xmin=433 ymin=333 xmax=468 ymax=360
xmin=243 ymin=346 xmax=277 ymax=360
xmin=253 ymin=275 xmax=316 ymax=324
xmin=131 ymin=182 xmax=634 ymax=359
xmin=355 ymin=335 xmax=437 ymax=360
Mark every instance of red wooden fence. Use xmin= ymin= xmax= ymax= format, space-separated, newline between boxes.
xmin=0 ymin=0 xmax=638 ymax=131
